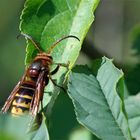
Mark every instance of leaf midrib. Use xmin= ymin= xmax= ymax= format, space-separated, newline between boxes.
xmin=40 ymin=0 xmax=81 ymax=50
xmin=71 ymin=71 xmax=128 ymax=139
xmin=97 ymin=72 xmax=128 ymax=140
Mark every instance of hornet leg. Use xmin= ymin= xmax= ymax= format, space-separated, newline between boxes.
xmin=51 ymin=62 xmax=70 ymax=75
xmin=48 ymin=75 xmax=66 ymax=93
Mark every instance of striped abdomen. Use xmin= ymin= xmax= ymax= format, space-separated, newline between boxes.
xmin=11 ymin=83 xmax=35 ymax=116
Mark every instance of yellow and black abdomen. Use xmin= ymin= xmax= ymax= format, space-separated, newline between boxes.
xmin=11 ymin=83 xmax=35 ymax=116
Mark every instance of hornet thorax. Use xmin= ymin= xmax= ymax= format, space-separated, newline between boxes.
xmin=27 ymin=53 xmax=53 ymax=81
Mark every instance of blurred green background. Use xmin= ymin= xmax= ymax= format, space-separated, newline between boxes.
xmin=0 ymin=0 xmax=140 ymax=140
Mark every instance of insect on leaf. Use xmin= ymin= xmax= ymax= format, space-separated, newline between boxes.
xmin=20 ymin=0 xmax=100 ymax=108
xmin=20 ymin=0 xmax=100 ymax=71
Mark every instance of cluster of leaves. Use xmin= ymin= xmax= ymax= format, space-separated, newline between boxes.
xmin=1 ymin=0 xmax=140 ymax=140
xmin=68 ymin=58 xmax=139 ymax=140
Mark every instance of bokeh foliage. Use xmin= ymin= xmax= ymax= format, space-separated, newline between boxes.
xmin=0 ymin=0 xmax=140 ymax=140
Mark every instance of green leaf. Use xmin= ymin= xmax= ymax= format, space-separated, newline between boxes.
xmin=0 ymin=114 xmax=49 ymax=140
xmin=20 ymin=0 xmax=100 ymax=66
xmin=125 ymin=93 xmax=140 ymax=139
xmin=68 ymin=57 xmax=132 ymax=140
xmin=0 ymin=114 xmax=32 ymax=140
xmin=31 ymin=114 xmax=49 ymax=140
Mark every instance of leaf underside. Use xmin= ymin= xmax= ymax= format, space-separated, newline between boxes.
xmin=125 ymin=93 xmax=140 ymax=139
xmin=68 ymin=57 xmax=132 ymax=140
